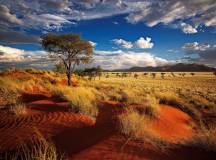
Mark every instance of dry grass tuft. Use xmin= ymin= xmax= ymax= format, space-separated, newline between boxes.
xmin=145 ymin=95 xmax=160 ymax=117
xmin=50 ymin=85 xmax=99 ymax=117
xmin=2 ymin=132 xmax=63 ymax=160
xmin=9 ymin=103 xmax=27 ymax=116
xmin=191 ymin=121 xmax=216 ymax=152
xmin=118 ymin=108 xmax=168 ymax=151
xmin=155 ymin=92 xmax=201 ymax=120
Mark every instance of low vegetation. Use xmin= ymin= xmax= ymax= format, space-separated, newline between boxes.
xmin=118 ymin=108 xmax=167 ymax=150
xmin=9 ymin=103 xmax=27 ymax=116
xmin=191 ymin=121 xmax=216 ymax=152
xmin=50 ymin=85 xmax=100 ymax=117
xmin=2 ymin=133 xmax=62 ymax=160
xmin=0 ymin=68 xmax=216 ymax=158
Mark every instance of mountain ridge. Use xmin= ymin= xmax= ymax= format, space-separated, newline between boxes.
xmin=106 ymin=63 xmax=216 ymax=72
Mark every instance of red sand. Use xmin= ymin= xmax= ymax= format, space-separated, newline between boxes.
xmin=152 ymin=104 xmax=193 ymax=143
xmin=0 ymin=92 xmax=215 ymax=159
xmin=0 ymin=94 xmax=95 ymax=153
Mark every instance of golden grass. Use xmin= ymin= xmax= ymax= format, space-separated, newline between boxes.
xmin=2 ymin=132 xmax=62 ymax=160
xmin=50 ymin=85 xmax=99 ymax=117
xmin=118 ymin=108 xmax=154 ymax=139
xmin=145 ymin=95 xmax=160 ymax=117
xmin=155 ymin=92 xmax=201 ymax=119
xmin=118 ymin=108 xmax=168 ymax=151
xmin=9 ymin=103 xmax=27 ymax=116
xmin=190 ymin=121 xmax=216 ymax=152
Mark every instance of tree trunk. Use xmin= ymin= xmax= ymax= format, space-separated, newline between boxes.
xmin=67 ymin=73 xmax=71 ymax=86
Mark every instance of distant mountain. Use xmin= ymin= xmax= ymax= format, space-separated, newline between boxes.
xmin=109 ymin=63 xmax=216 ymax=72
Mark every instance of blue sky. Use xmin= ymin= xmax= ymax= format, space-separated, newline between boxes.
xmin=0 ymin=0 xmax=216 ymax=69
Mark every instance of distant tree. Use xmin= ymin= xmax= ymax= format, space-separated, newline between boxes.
xmin=190 ymin=73 xmax=195 ymax=76
xmin=116 ymin=73 xmax=119 ymax=77
xmin=106 ymin=74 xmax=109 ymax=78
xmin=182 ymin=73 xmax=186 ymax=77
xmin=83 ymin=67 xmax=102 ymax=80
xmin=143 ymin=73 xmax=148 ymax=76
xmin=151 ymin=73 xmax=156 ymax=79
xmin=42 ymin=33 xmax=93 ymax=86
xmin=96 ymin=66 xmax=103 ymax=80
xmin=213 ymin=71 xmax=216 ymax=76
xmin=122 ymin=72 xmax=127 ymax=78
xmin=134 ymin=73 xmax=138 ymax=79
xmin=161 ymin=72 xmax=166 ymax=79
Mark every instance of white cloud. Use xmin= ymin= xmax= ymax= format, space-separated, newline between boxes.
xmin=112 ymin=39 xmax=133 ymax=49
xmin=0 ymin=45 xmax=47 ymax=62
xmin=183 ymin=42 xmax=210 ymax=51
xmin=1 ymin=0 xmax=216 ymax=32
xmin=125 ymin=1 xmax=216 ymax=29
xmin=25 ymin=14 xmax=72 ymax=30
xmin=0 ymin=45 xmax=175 ymax=70
xmin=134 ymin=37 xmax=154 ymax=49
xmin=113 ymin=37 xmax=154 ymax=49
xmin=180 ymin=23 xmax=197 ymax=34
xmin=89 ymin=41 xmax=97 ymax=47
xmin=93 ymin=50 xmax=175 ymax=70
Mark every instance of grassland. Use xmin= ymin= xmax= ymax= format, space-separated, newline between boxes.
xmin=0 ymin=69 xmax=216 ymax=159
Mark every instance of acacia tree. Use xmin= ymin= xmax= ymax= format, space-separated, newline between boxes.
xmin=42 ymin=33 xmax=93 ymax=86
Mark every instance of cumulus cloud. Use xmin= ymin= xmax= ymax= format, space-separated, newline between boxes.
xmin=0 ymin=45 xmax=48 ymax=62
xmin=134 ymin=37 xmax=154 ymax=49
xmin=113 ymin=37 xmax=154 ymax=49
xmin=0 ymin=45 xmax=175 ymax=70
xmin=112 ymin=39 xmax=133 ymax=49
xmin=180 ymin=23 xmax=197 ymax=34
xmin=93 ymin=50 xmax=175 ymax=70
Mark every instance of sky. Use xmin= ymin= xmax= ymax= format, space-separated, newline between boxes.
xmin=0 ymin=0 xmax=216 ymax=70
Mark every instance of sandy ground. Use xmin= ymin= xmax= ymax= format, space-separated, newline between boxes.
xmin=0 ymin=92 xmax=216 ymax=160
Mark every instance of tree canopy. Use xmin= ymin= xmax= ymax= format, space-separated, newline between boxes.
xmin=41 ymin=33 xmax=93 ymax=86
